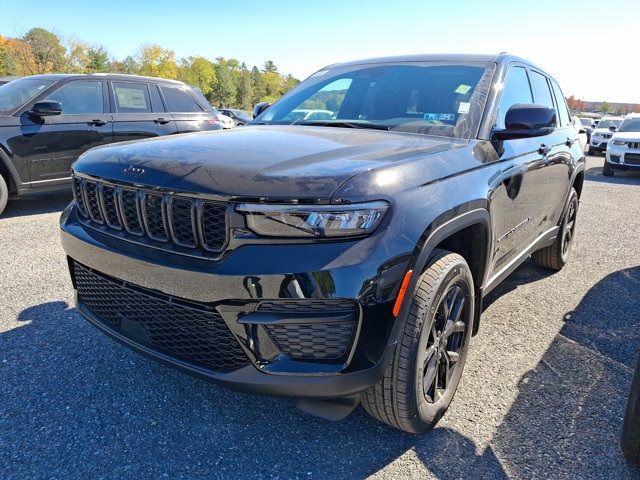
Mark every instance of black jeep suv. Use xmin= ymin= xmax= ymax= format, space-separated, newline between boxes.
xmin=60 ymin=54 xmax=584 ymax=433
xmin=0 ymin=74 xmax=222 ymax=215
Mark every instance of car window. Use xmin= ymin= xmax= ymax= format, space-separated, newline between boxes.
xmin=46 ymin=81 xmax=103 ymax=115
xmin=0 ymin=77 xmax=56 ymax=114
xmin=160 ymin=86 xmax=203 ymax=112
xmin=529 ymin=71 xmax=555 ymax=110
xmin=113 ymin=82 xmax=152 ymax=113
xmin=619 ymin=118 xmax=640 ymax=132
xmin=549 ymin=78 xmax=571 ymax=127
xmin=496 ymin=66 xmax=533 ymax=129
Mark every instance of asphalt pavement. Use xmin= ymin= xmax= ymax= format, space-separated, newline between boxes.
xmin=1 ymin=155 xmax=639 ymax=479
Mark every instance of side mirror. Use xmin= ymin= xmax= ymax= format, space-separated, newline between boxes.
xmin=252 ymin=102 xmax=271 ymax=119
xmin=29 ymin=100 xmax=62 ymax=117
xmin=609 ymin=125 xmax=617 ymax=132
xmin=579 ymin=128 xmax=587 ymax=134
xmin=494 ymin=103 xmax=556 ymax=141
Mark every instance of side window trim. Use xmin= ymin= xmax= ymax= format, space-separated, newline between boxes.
xmin=494 ymin=63 xmax=534 ymax=130
xmin=149 ymin=83 xmax=167 ymax=113
xmin=549 ymin=77 xmax=571 ymax=128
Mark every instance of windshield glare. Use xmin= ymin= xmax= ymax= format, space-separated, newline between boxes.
xmin=619 ymin=118 xmax=640 ymax=132
xmin=596 ymin=119 xmax=623 ymax=129
xmin=0 ymin=77 xmax=56 ymax=114
xmin=256 ymin=63 xmax=493 ymax=139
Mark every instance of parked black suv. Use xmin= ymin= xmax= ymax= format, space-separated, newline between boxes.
xmin=60 ymin=54 xmax=585 ymax=432
xmin=0 ymin=74 xmax=222 ymax=215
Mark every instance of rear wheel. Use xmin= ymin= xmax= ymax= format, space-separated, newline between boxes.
xmin=532 ymin=188 xmax=578 ymax=271
xmin=362 ymin=250 xmax=474 ymax=433
xmin=0 ymin=174 xmax=8 ymax=216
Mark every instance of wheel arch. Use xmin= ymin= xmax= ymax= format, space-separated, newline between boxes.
xmin=0 ymin=146 xmax=22 ymax=194
xmin=391 ymin=205 xmax=493 ymax=342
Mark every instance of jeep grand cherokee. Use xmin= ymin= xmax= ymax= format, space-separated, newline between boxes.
xmin=60 ymin=54 xmax=585 ymax=433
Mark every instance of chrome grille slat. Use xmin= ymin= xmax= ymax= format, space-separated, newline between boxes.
xmin=71 ymin=175 xmax=228 ymax=255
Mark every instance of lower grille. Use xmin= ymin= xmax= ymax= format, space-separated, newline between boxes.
xmin=264 ymin=322 xmax=356 ymax=360
xmin=73 ymin=262 xmax=248 ymax=372
xmin=625 ymin=153 xmax=640 ymax=165
xmin=258 ymin=299 xmax=358 ymax=360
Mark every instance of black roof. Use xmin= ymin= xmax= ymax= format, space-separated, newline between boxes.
xmin=18 ymin=73 xmax=186 ymax=85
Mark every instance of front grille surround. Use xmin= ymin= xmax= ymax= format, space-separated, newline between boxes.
xmin=72 ymin=175 xmax=229 ymax=255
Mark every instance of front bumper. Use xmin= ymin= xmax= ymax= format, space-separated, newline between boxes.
xmin=60 ymin=204 xmax=415 ymax=399
xmin=605 ymin=147 xmax=640 ymax=171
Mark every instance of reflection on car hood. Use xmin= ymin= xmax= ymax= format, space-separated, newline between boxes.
xmin=611 ymin=132 xmax=640 ymax=141
xmin=73 ymin=125 xmax=465 ymax=200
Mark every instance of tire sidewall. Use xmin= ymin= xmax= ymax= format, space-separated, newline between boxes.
xmin=0 ymin=174 xmax=8 ymax=216
xmin=560 ymin=189 xmax=579 ymax=263
xmin=411 ymin=258 xmax=474 ymax=426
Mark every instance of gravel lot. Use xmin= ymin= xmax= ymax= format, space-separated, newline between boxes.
xmin=1 ymin=155 xmax=639 ymax=479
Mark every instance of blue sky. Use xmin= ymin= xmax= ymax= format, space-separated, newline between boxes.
xmin=2 ymin=0 xmax=639 ymax=102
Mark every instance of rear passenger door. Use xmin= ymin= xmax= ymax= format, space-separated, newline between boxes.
xmin=110 ymin=81 xmax=178 ymax=143
xmin=158 ymin=84 xmax=219 ymax=132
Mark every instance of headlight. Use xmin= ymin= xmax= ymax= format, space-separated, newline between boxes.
xmin=237 ymin=201 xmax=389 ymax=238
xmin=612 ymin=139 xmax=627 ymax=146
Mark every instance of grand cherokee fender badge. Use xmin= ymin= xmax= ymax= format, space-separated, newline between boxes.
xmin=124 ymin=165 xmax=145 ymax=177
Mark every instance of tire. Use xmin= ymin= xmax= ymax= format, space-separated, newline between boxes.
xmin=362 ymin=249 xmax=474 ymax=433
xmin=531 ymin=188 xmax=578 ymax=271
xmin=622 ymin=354 xmax=640 ymax=468
xmin=0 ymin=174 xmax=8 ymax=216
xmin=603 ymin=161 xmax=614 ymax=177
xmin=588 ymin=146 xmax=594 ymax=155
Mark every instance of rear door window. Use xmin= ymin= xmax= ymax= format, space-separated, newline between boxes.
xmin=46 ymin=81 xmax=104 ymax=115
xmin=496 ymin=66 xmax=533 ymax=129
xmin=529 ymin=71 xmax=555 ymax=110
xmin=113 ymin=82 xmax=152 ymax=113
xmin=160 ymin=86 xmax=203 ymax=112
xmin=549 ymin=79 xmax=571 ymax=127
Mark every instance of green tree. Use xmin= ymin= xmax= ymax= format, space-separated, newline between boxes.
xmin=86 ymin=46 xmax=109 ymax=73
xmin=137 ymin=44 xmax=178 ymax=79
xmin=263 ymin=60 xmax=277 ymax=73
xmin=179 ymin=56 xmax=216 ymax=98
xmin=211 ymin=58 xmax=237 ymax=107
xmin=250 ymin=65 xmax=265 ymax=105
xmin=109 ymin=55 xmax=140 ymax=74
xmin=235 ymin=63 xmax=254 ymax=110
xmin=600 ymin=101 xmax=611 ymax=113
xmin=22 ymin=27 xmax=66 ymax=73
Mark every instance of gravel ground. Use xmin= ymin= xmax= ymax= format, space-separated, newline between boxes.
xmin=1 ymin=156 xmax=639 ymax=479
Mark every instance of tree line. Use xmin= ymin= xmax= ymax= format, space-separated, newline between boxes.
xmin=0 ymin=27 xmax=300 ymax=110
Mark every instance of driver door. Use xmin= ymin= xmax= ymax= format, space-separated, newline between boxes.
xmin=20 ymin=80 xmax=112 ymax=183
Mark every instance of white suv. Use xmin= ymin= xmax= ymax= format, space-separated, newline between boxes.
xmin=589 ymin=116 xmax=623 ymax=154
xmin=604 ymin=114 xmax=640 ymax=176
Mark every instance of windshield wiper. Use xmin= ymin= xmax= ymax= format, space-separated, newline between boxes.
xmin=300 ymin=121 xmax=390 ymax=131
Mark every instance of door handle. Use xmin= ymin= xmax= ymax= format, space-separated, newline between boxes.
xmin=89 ymin=119 xmax=107 ymax=127
xmin=154 ymin=117 xmax=170 ymax=125
xmin=538 ymin=144 xmax=550 ymax=156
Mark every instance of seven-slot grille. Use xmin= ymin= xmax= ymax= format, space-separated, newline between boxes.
xmin=72 ymin=175 xmax=228 ymax=252
xmin=625 ymin=141 xmax=640 ymax=149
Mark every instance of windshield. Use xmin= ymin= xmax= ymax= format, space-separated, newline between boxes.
xmin=255 ymin=62 xmax=494 ymax=139
xmin=579 ymin=118 xmax=593 ymax=126
xmin=619 ymin=118 xmax=640 ymax=132
xmin=596 ymin=119 xmax=623 ymax=129
xmin=0 ymin=77 xmax=56 ymax=114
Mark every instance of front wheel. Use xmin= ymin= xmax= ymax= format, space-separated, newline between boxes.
xmin=362 ymin=250 xmax=474 ymax=433
xmin=603 ymin=161 xmax=614 ymax=177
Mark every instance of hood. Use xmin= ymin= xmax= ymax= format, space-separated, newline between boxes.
xmin=73 ymin=125 xmax=464 ymax=201
xmin=611 ymin=132 xmax=640 ymax=141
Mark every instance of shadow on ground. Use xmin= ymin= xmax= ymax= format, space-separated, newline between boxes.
xmin=2 ymin=266 xmax=639 ymax=478
xmin=585 ymin=165 xmax=640 ymax=186
xmin=1 ymin=190 xmax=72 ymax=219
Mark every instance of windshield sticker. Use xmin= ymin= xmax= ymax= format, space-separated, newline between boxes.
xmin=423 ymin=113 xmax=456 ymax=122
xmin=458 ymin=102 xmax=470 ymax=114
xmin=455 ymin=84 xmax=472 ymax=95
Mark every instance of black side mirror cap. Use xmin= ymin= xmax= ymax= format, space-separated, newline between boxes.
xmin=579 ymin=128 xmax=587 ymax=134
xmin=609 ymin=125 xmax=617 ymax=132
xmin=493 ymin=103 xmax=556 ymax=141
xmin=28 ymin=100 xmax=63 ymax=117
xmin=252 ymin=102 xmax=271 ymax=119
